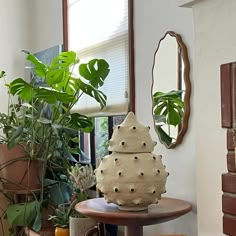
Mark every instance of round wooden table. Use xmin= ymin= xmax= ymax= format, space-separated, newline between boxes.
xmin=75 ymin=197 xmax=192 ymax=236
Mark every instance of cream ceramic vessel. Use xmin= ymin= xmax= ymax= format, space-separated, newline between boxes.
xmin=95 ymin=112 xmax=168 ymax=211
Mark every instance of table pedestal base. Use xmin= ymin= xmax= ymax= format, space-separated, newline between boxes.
xmin=125 ymin=225 xmax=143 ymax=236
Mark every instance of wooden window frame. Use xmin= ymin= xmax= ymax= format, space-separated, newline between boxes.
xmin=62 ymin=0 xmax=135 ymax=165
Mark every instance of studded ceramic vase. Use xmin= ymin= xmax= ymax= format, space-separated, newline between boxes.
xmin=95 ymin=112 xmax=169 ymax=211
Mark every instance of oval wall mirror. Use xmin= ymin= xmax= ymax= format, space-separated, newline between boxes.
xmin=151 ymin=31 xmax=191 ymax=149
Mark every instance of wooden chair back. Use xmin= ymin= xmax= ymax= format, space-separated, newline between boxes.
xmin=85 ymin=222 xmax=110 ymax=236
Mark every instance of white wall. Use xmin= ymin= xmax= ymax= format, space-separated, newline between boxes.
xmin=191 ymin=0 xmax=234 ymax=235
xmin=0 ymin=0 xmax=31 ymax=113
xmin=0 ymin=0 xmax=63 ymax=113
xmin=135 ymin=0 xmax=197 ymax=235
xmin=0 ymin=1 xmax=32 ymax=234
xmin=0 ymin=1 xmax=63 ymax=234
xmin=27 ymin=0 xmax=63 ymax=53
xmin=153 ymin=34 xmax=178 ymax=92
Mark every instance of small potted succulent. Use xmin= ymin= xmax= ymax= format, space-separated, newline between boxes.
xmin=48 ymin=202 xmax=75 ymax=236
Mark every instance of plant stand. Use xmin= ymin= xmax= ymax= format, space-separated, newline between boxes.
xmin=5 ymin=188 xmax=41 ymax=202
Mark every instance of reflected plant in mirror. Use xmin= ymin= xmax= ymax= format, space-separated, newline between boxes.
xmin=152 ymin=31 xmax=191 ymax=149
xmin=153 ymin=90 xmax=184 ymax=146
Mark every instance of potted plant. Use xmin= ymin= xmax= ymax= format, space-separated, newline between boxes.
xmin=0 ymin=50 xmax=110 ymax=235
xmin=67 ymin=163 xmax=98 ymax=236
xmin=23 ymin=201 xmax=75 ymax=236
xmin=46 ymin=163 xmax=98 ymax=236
xmin=48 ymin=202 xmax=73 ymax=236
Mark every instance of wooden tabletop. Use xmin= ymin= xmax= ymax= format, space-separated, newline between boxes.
xmin=75 ymin=197 xmax=192 ymax=227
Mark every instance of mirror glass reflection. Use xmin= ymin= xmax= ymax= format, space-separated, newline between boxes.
xmin=152 ymin=31 xmax=190 ymax=149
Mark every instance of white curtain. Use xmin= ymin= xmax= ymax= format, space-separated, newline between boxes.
xmin=68 ymin=0 xmax=129 ymax=116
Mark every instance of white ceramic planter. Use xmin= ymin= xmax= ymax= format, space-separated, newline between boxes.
xmin=69 ymin=217 xmax=97 ymax=236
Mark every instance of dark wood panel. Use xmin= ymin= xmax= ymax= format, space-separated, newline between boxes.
xmin=222 ymin=173 xmax=236 ymax=194
xmin=233 ymin=64 xmax=236 ymax=125
xmin=223 ymin=215 xmax=236 ymax=236
xmin=221 ymin=62 xmax=236 ymax=236
xmin=227 ymin=152 xmax=236 ymax=172
xmin=128 ymin=0 xmax=135 ymax=113
xmin=227 ymin=129 xmax=234 ymax=151
xmin=62 ymin=0 xmax=68 ymax=51
xmin=220 ymin=63 xmax=232 ymax=128
xmin=222 ymin=194 xmax=236 ymax=215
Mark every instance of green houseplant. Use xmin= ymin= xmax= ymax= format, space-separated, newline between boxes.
xmin=47 ymin=163 xmax=97 ymax=236
xmin=0 ymin=50 xmax=110 ymax=235
xmin=153 ymin=90 xmax=184 ymax=146
xmin=0 ymin=50 xmax=109 ymax=161
xmin=48 ymin=202 xmax=74 ymax=236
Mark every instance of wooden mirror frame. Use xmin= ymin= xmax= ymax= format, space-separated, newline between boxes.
xmin=151 ymin=31 xmax=191 ymax=149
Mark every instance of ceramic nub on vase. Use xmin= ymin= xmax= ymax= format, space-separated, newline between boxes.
xmin=95 ymin=112 xmax=169 ymax=211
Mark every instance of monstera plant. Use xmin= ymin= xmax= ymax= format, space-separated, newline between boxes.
xmin=0 ymin=50 xmax=110 ymax=235
xmin=153 ymin=90 xmax=184 ymax=146
xmin=0 ymin=51 xmax=109 ymax=161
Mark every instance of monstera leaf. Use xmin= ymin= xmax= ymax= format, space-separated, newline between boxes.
xmin=35 ymin=87 xmax=74 ymax=104
xmin=8 ymin=78 xmax=35 ymax=101
xmin=46 ymin=51 xmax=79 ymax=86
xmin=153 ymin=90 xmax=185 ymax=147
xmin=27 ymin=52 xmax=47 ymax=78
xmin=153 ymin=90 xmax=184 ymax=127
xmin=6 ymin=201 xmax=41 ymax=232
xmin=75 ymin=78 xmax=107 ymax=109
xmin=156 ymin=125 xmax=173 ymax=147
xmin=70 ymin=113 xmax=94 ymax=132
xmin=79 ymin=59 xmax=110 ymax=88
xmin=8 ymin=79 xmax=75 ymax=104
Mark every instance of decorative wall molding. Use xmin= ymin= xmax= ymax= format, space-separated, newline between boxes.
xmin=178 ymin=0 xmax=205 ymax=8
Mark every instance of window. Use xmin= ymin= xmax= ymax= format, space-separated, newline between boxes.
xmin=62 ymin=0 xmax=134 ymax=164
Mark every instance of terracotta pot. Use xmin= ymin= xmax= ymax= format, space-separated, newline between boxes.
xmin=0 ymin=144 xmax=44 ymax=191
xmin=25 ymin=227 xmax=55 ymax=236
xmin=55 ymin=227 xmax=69 ymax=236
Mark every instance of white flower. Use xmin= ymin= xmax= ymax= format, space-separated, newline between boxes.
xmin=68 ymin=164 xmax=96 ymax=192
